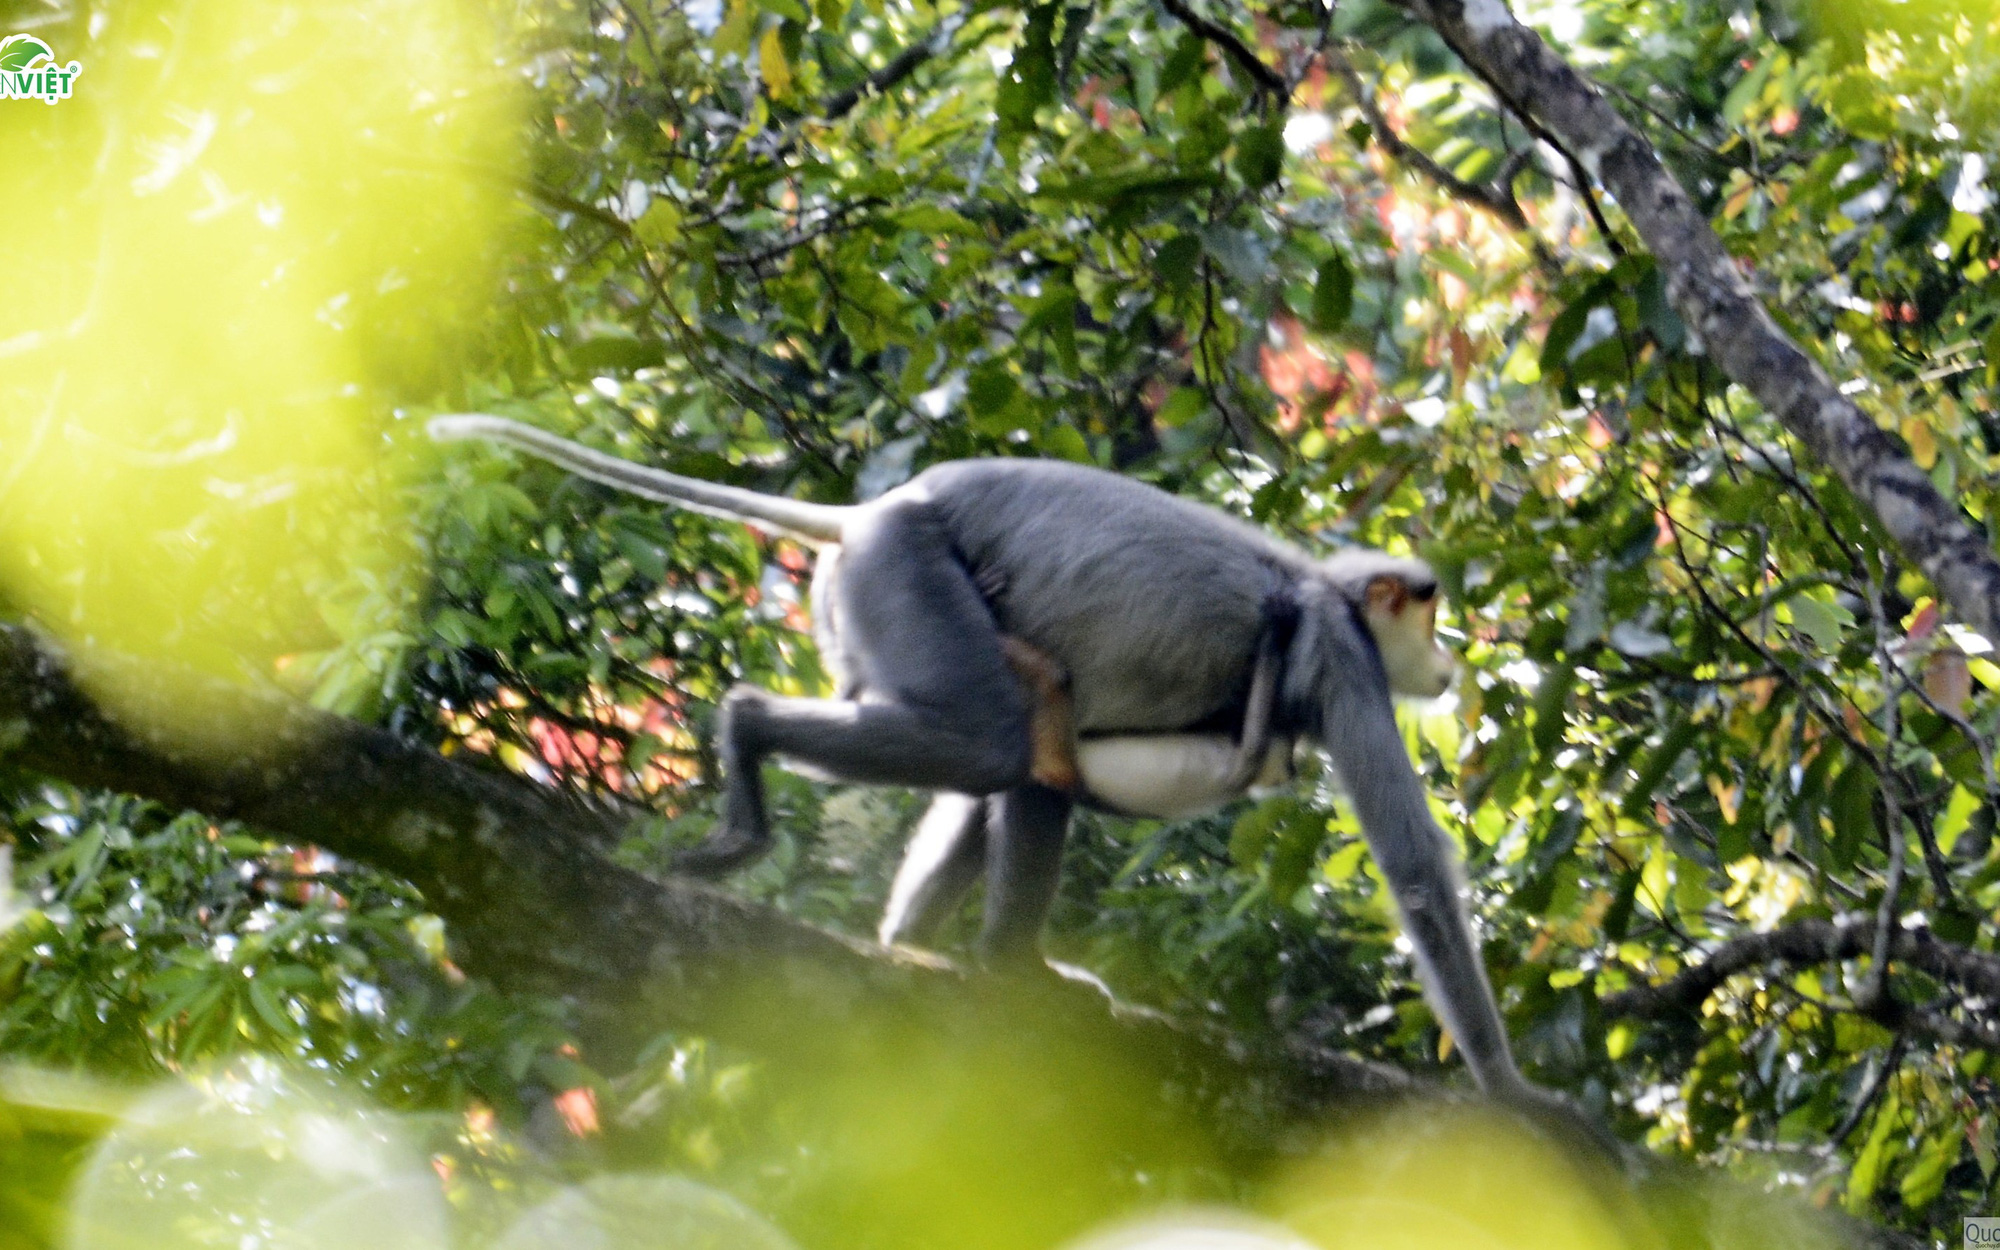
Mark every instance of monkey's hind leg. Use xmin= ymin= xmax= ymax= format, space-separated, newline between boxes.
xmin=682 ymin=498 xmax=1034 ymax=877
xmin=978 ymin=784 xmax=1073 ymax=964
xmin=880 ymin=793 xmax=989 ymax=947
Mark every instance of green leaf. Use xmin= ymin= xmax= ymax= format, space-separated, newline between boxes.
xmin=1899 ymin=1127 xmax=1957 ymax=1210
xmin=1538 ymin=297 xmax=1593 ymax=377
xmin=714 ymin=0 xmax=756 ymax=56
xmin=1042 ymin=423 xmax=1089 ymax=463
xmin=1720 ymin=53 xmax=1775 ymax=124
xmin=1530 ymin=660 xmax=1575 ymax=755
xmin=1621 ymin=714 xmax=1698 ymax=820
xmin=1233 ymin=122 xmax=1284 ymax=189
xmin=1267 ymin=805 xmax=1328 ymax=902
xmin=613 ymin=523 xmax=670 ymax=583
xmin=0 ymin=36 xmax=53 ymax=73
xmin=247 ymin=977 xmax=303 ymax=1040
xmin=1310 ymin=253 xmax=1354 ymax=333
xmin=893 ymin=204 xmax=974 ymax=235
xmin=1828 ymin=765 xmax=1878 ymax=871
xmin=1029 ymin=283 xmax=1079 ymax=373
xmin=996 ymin=4 xmax=1058 ymax=138
xmin=1936 ymin=785 xmax=1980 ymax=854
xmin=1230 ymin=795 xmax=1297 ymax=866
xmin=966 ymin=359 xmax=1020 ymax=417
xmin=1156 ymin=33 xmax=1206 ymax=97
xmin=1155 ymin=386 xmax=1205 ymax=428
xmin=1783 ymin=591 xmax=1852 ymax=650
xmin=634 ymin=200 xmax=683 ymax=250
xmin=758 ymin=25 xmax=793 ymax=98
xmin=1198 ymin=225 xmax=1269 ymax=286
xmin=627 ymin=732 xmax=668 ymax=776
xmin=1156 ymin=234 xmax=1201 ymax=291
xmin=1602 ymin=868 xmax=1641 ymax=941
xmin=569 ymin=334 xmax=668 ymax=373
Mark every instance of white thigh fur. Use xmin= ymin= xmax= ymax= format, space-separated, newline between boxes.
xmin=1076 ymin=735 xmax=1294 ymax=820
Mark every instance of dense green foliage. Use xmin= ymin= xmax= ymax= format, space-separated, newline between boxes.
xmin=6 ymin=0 xmax=2000 ymax=1243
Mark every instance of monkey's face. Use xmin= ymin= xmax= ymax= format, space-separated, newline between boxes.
xmin=1362 ymin=576 xmax=1456 ymax=699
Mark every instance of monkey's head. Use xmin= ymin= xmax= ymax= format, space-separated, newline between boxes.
xmin=1324 ymin=553 xmax=1457 ymax=700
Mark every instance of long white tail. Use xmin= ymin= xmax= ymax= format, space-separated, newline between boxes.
xmin=428 ymin=414 xmax=850 ymax=543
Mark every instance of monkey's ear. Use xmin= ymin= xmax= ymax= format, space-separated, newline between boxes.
xmin=1364 ymin=574 xmax=1411 ymax=615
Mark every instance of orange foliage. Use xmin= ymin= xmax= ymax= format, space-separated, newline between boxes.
xmin=1258 ymin=314 xmax=1379 ymax=431
xmin=554 ymin=1086 xmax=601 ymax=1137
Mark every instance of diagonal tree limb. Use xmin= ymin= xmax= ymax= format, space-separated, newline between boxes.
xmin=0 ymin=624 xmax=1403 ymax=1110
xmin=1389 ymin=0 xmax=2000 ymax=641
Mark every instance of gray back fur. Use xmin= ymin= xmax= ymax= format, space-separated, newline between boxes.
xmin=897 ymin=460 xmax=1307 ymax=732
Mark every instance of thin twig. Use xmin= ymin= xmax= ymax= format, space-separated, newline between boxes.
xmin=1323 ymin=47 xmax=1534 ymax=237
xmin=1829 ymin=1037 xmax=1904 ymax=1146
xmin=1155 ymin=0 xmax=1287 ymax=99
xmin=1862 ymin=565 xmax=1909 ymax=1013
xmin=819 ymin=16 xmax=964 ymax=121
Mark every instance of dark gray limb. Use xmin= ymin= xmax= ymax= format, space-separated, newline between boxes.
xmin=978 ymin=785 xmax=1074 ymax=962
xmin=880 ymin=793 xmax=989 ymax=946
xmin=681 ymin=498 xmax=1034 ymax=876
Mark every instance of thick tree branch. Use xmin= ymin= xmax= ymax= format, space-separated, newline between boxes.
xmin=1397 ymin=0 xmax=2000 ymax=641
xmin=1603 ymin=916 xmax=2000 ymax=1046
xmin=0 ymin=625 xmax=1400 ymax=1112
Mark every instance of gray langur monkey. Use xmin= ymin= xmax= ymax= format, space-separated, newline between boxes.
xmin=880 ymin=563 xmax=1455 ymax=952
xmin=426 ymin=413 xmax=1534 ymax=1105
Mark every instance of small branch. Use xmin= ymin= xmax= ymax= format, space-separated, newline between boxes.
xmin=1325 ymin=47 xmax=1531 ymax=234
xmin=1156 ymin=0 xmax=1287 ymax=99
xmin=819 ymin=17 xmax=962 ymax=122
xmin=1602 ymin=916 xmax=2000 ymax=1046
xmin=1549 ymin=142 xmax=1624 ymax=256
xmin=714 ymin=201 xmax=879 ymax=269
xmin=520 ymin=180 xmax=640 ymax=238
xmin=1863 ymin=567 xmax=1909 ymax=1012
xmin=435 ymin=159 xmax=639 ymax=239
xmin=1827 ymin=1037 xmax=1903 ymax=1146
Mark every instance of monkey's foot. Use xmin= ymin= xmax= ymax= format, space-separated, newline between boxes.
xmin=670 ymin=831 xmax=770 ymax=878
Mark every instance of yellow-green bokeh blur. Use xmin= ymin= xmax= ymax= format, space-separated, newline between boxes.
xmin=1270 ymin=1107 xmax=1629 ymax=1250
xmin=0 ymin=0 xmax=519 ymax=745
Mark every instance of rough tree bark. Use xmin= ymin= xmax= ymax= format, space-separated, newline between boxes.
xmin=0 ymin=624 xmax=1400 ymax=1115
xmin=1394 ymin=0 xmax=2000 ymax=641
